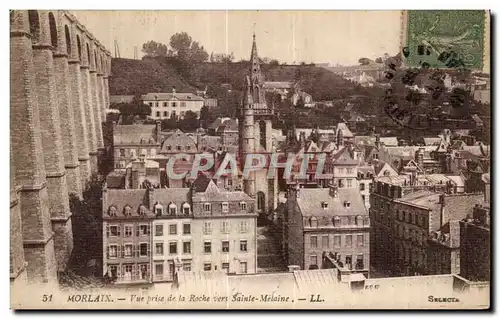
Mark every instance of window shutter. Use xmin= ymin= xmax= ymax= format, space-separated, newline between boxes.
xmin=147 ymin=225 xmax=151 ymax=235
xmin=106 ymin=225 xmax=110 ymax=237
xmin=106 ymin=246 xmax=109 ymax=259
xmin=147 ymin=264 xmax=151 ymax=279
xmin=147 ymin=243 xmax=151 ymax=257
xmin=132 ymin=264 xmax=137 ymax=281
xmin=117 ymin=265 xmax=121 ymax=279
xmin=117 ymin=225 xmax=121 ymax=237
xmin=136 ymin=226 xmax=140 ymax=237
xmin=121 ymin=245 xmax=125 ymax=258
xmin=136 ymin=245 xmax=140 ymax=257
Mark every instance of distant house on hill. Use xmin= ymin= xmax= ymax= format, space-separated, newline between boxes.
xmin=142 ymin=88 xmax=204 ymax=120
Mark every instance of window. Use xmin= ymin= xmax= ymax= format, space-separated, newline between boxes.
xmin=163 ymin=102 xmax=167 ymax=107
xmin=346 ymin=235 xmax=352 ymax=247
xmin=182 ymin=204 xmax=190 ymax=215
xmin=176 ymin=145 xmax=181 ymax=151
xmin=240 ymin=221 xmax=248 ymax=233
xmin=240 ymin=202 xmax=247 ymax=210
xmin=183 ymin=241 xmax=191 ymax=254
xmin=139 ymin=243 xmax=148 ymax=257
xmin=180 ymin=111 xmax=185 ymax=117
xmin=109 ymin=225 xmax=120 ymax=237
xmin=167 ymin=145 xmax=171 ymax=151
xmin=356 ymin=215 xmax=363 ymax=226
xmin=204 ymin=241 xmax=211 ymax=254
xmin=322 ymin=235 xmax=329 ymax=248
xmin=310 ymin=235 xmax=318 ymax=249
xmin=221 ymin=221 xmax=229 ymax=234
xmin=310 ymin=255 xmax=318 ymax=266
xmin=169 ymin=224 xmax=177 ymax=235
xmin=172 ymin=102 xmax=177 ymax=107
xmin=357 ymin=234 xmax=364 ymax=247
xmin=182 ymin=260 xmax=192 ymax=271
xmin=310 ymin=217 xmax=318 ymax=227
xmin=204 ymin=263 xmax=211 ymax=271
xmin=169 ymin=242 xmax=177 ymax=254
xmin=345 ymin=255 xmax=353 ymax=268
xmin=156 ymin=111 xmax=160 ymax=117
xmin=344 ymin=201 xmax=351 ymax=208
xmin=168 ymin=203 xmax=177 ymax=215
xmin=124 ymin=244 xmax=133 ymax=257
xmin=139 ymin=225 xmax=150 ymax=236
xmin=119 ymin=149 xmax=125 ymax=157
xmin=203 ymin=222 xmax=212 ymax=235
xmin=181 ymin=102 xmax=186 ymax=107
xmin=240 ymin=240 xmax=248 ymax=252
xmin=360 ymin=183 xmax=365 ymax=191
xmin=183 ymin=224 xmax=191 ymax=235
xmin=155 ymin=263 xmax=163 ymax=278
xmin=123 ymin=264 xmax=133 ymax=281
xmin=155 ymin=224 xmax=163 ymax=236
xmin=347 ymin=168 xmax=353 ymax=174
xmin=361 ymin=195 xmax=366 ymax=202
xmin=203 ymin=203 xmax=211 ymax=213
xmin=356 ymin=254 xmax=364 ymax=270
xmin=108 ymin=245 xmax=117 ymax=258
xmin=222 ymin=202 xmax=229 ymax=213
xmin=149 ymin=102 xmax=153 ymax=107
xmin=155 ymin=243 xmax=164 ymax=255
xmin=240 ymin=262 xmax=248 ymax=274
xmin=124 ymin=225 xmax=133 ymax=237
xmin=222 ymin=262 xmax=230 ymax=273
xmin=333 ymin=216 xmax=341 ymax=227
xmin=338 ymin=179 xmax=343 ymax=188
xmin=163 ymin=111 xmax=168 ymax=117
xmin=321 ymin=202 xmax=328 ymax=209
xmin=222 ymin=240 xmax=230 ymax=253
xmin=347 ymin=179 xmax=353 ymax=187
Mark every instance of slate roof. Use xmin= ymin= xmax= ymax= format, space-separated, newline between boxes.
xmin=153 ymin=188 xmax=191 ymax=207
xmin=114 ymin=125 xmax=157 ymax=145
xmin=103 ymin=189 xmax=152 ymax=218
xmin=141 ymin=92 xmax=204 ymax=101
xmin=263 ymin=81 xmax=294 ymax=89
xmin=336 ymin=123 xmax=353 ymax=138
xmin=423 ymin=137 xmax=442 ymax=146
xmin=296 ymin=188 xmax=367 ymax=217
xmin=332 ymin=146 xmax=358 ymax=165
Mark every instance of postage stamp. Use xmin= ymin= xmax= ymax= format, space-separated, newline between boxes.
xmin=10 ymin=10 xmax=491 ymax=310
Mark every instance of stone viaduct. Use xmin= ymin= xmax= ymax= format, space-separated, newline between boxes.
xmin=10 ymin=10 xmax=111 ymax=287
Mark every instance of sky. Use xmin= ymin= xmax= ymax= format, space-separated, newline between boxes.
xmin=75 ymin=10 xmax=402 ymax=65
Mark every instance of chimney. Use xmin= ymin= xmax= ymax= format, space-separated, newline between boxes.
xmin=156 ymin=120 xmax=161 ymax=142
xmin=375 ymin=134 xmax=380 ymax=148
xmin=439 ymin=194 xmax=445 ymax=227
xmin=148 ymin=187 xmax=155 ymax=210
xmin=172 ymin=87 xmax=176 ymax=98
xmin=299 ymin=131 xmax=306 ymax=149
xmin=416 ymin=147 xmax=424 ymax=168
xmin=337 ymin=129 xmax=344 ymax=147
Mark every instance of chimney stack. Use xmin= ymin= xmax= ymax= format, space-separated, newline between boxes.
xmin=329 ymin=184 xmax=338 ymax=198
xmin=156 ymin=120 xmax=161 ymax=142
xmin=148 ymin=187 xmax=155 ymax=210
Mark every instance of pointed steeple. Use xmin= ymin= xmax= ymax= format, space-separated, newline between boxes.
xmin=250 ymin=29 xmax=261 ymax=84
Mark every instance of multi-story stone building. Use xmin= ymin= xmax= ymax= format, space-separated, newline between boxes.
xmin=284 ymin=185 xmax=370 ymax=277
xmin=102 ymin=174 xmax=257 ymax=284
xmin=102 ymin=187 xmax=155 ymax=284
xmin=144 ymin=89 xmax=205 ymax=120
xmin=370 ymin=173 xmax=485 ymax=277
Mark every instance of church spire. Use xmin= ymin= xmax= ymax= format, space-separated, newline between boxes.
xmin=250 ymin=26 xmax=261 ymax=82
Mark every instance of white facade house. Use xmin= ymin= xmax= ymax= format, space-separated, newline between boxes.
xmin=142 ymin=90 xmax=205 ymax=120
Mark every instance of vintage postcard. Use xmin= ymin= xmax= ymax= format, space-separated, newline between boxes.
xmin=10 ymin=9 xmax=491 ymax=310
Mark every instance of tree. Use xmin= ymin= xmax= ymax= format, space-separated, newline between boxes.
xmin=190 ymin=41 xmax=209 ymax=63
xmin=170 ymin=32 xmax=193 ymax=59
xmin=142 ymin=40 xmax=169 ymax=58
xmin=199 ymin=105 xmax=215 ymax=129
xmin=375 ymin=57 xmax=383 ymax=63
xmin=270 ymin=59 xmax=280 ymax=67
xmin=179 ymin=111 xmax=200 ymax=132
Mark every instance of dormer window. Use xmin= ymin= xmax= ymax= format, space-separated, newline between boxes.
xmin=333 ymin=216 xmax=341 ymax=227
xmin=168 ymin=203 xmax=177 ymax=215
xmin=182 ymin=203 xmax=191 ymax=215
xmin=356 ymin=215 xmax=363 ymax=226
xmin=310 ymin=217 xmax=318 ymax=228
xmin=239 ymin=202 xmax=247 ymax=211
xmin=154 ymin=204 xmax=163 ymax=216
xmin=343 ymin=201 xmax=351 ymax=208
xmin=203 ymin=203 xmax=211 ymax=213
xmin=109 ymin=206 xmax=117 ymax=217
xmin=222 ymin=202 xmax=229 ymax=213
xmin=321 ymin=202 xmax=328 ymax=209
xmin=123 ymin=205 xmax=132 ymax=216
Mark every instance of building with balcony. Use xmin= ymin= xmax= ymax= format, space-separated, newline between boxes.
xmin=283 ymin=184 xmax=370 ymax=277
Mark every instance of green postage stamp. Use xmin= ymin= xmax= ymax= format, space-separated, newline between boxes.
xmin=401 ymin=10 xmax=488 ymax=71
